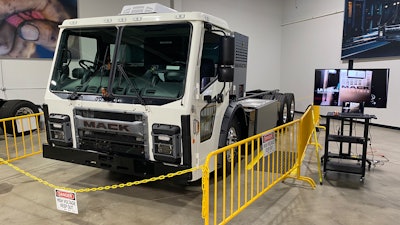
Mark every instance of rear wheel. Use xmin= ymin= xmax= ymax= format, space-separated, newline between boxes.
xmin=285 ymin=93 xmax=295 ymax=122
xmin=275 ymin=94 xmax=288 ymax=126
xmin=0 ymin=100 xmax=39 ymax=135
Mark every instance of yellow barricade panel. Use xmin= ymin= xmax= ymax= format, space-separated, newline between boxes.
xmin=0 ymin=112 xmax=44 ymax=162
xmin=202 ymin=108 xmax=317 ymax=225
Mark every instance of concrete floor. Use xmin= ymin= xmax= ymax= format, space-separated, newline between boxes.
xmin=0 ymin=120 xmax=399 ymax=225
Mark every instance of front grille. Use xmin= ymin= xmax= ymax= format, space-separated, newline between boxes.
xmin=74 ymin=109 xmax=148 ymax=158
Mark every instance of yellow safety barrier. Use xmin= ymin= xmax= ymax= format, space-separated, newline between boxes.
xmin=0 ymin=112 xmax=44 ymax=163
xmin=0 ymin=107 xmax=322 ymax=225
xmin=201 ymin=106 xmax=318 ymax=225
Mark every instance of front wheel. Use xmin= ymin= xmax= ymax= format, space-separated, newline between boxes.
xmin=223 ymin=117 xmax=242 ymax=174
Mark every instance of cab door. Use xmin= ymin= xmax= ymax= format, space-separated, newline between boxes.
xmin=194 ymin=30 xmax=230 ymax=169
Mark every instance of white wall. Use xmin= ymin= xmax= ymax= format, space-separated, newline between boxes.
xmin=180 ymin=0 xmax=283 ymax=90
xmin=78 ymin=0 xmax=172 ymax=17
xmin=3 ymin=0 xmax=397 ymax=127
xmin=281 ymin=0 xmax=400 ymax=127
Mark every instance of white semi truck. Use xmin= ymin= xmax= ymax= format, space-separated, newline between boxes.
xmin=0 ymin=60 xmax=49 ymax=133
xmin=42 ymin=4 xmax=295 ymax=182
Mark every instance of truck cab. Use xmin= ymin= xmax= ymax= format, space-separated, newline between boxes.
xmin=43 ymin=4 xmax=283 ymax=182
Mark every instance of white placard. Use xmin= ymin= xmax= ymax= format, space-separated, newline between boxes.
xmin=262 ymin=132 xmax=276 ymax=156
xmin=16 ymin=117 xmax=37 ymax=133
xmin=55 ymin=189 xmax=78 ymax=214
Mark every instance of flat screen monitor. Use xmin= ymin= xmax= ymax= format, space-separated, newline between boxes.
xmin=313 ymin=69 xmax=389 ymax=108
xmin=342 ymin=101 xmax=364 ymax=114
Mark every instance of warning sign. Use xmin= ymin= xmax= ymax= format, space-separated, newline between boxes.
xmin=262 ymin=132 xmax=276 ymax=156
xmin=55 ymin=189 xmax=78 ymax=214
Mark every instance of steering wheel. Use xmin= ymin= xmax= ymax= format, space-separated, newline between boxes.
xmin=170 ymin=61 xmax=186 ymax=67
xmin=79 ymin=59 xmax=96 ymax=71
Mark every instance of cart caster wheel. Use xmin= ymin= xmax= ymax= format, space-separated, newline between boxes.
xmin=360 ymin=177 xmax=364 ymax=182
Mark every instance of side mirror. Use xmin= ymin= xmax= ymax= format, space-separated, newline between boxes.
xmin=219 ymin=36 xmax=235 ymax=65
xmin=218 ymin=36 xmax=235 ymax=82
xmin=218 ymin=67 xmax=234 ymax=82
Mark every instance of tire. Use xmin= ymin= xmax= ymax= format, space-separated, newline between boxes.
xmin=221 ymin=116 xmax=242 ymax=175
xmin=275 ymin=94 xmax=288 ymax=126
xmin=285 ymin=93 xmax=295 ymax=122
xmin=0 ymin=100 xmax=39 ymax=135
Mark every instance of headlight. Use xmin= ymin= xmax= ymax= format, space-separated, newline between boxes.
xmin=152 ymin=124 xmax=181 ymax=163
xmin=157 ymin=134 xmax=171 ymax=142
xmin=156 ymin=143 xmax=173 ymax=155
xmin=48 ymin=114 xmax=72 ymax=146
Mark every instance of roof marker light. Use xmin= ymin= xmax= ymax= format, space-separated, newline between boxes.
xmin=120 ymin=3 xmax=177 ymax=15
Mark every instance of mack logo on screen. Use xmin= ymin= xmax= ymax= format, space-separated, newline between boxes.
xmin=83 ymin=121 xmax=130 ymax=132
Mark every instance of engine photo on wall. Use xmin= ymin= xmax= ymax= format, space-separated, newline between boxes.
xmin=0 ymin=0 xmax=77 ymax=59
xmin=342 ymin=0 xmax=400 ymax=59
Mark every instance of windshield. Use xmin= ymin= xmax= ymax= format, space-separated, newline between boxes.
xmin=50 ymin=23 xmax=191 ymax=103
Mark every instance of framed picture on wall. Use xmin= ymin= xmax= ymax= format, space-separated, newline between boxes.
xmin=0 ymin=0 xmax=77 ymax=59
xmin=341 ymin=0 xmax=400 ymax=59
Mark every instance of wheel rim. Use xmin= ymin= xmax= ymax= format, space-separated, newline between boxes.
xmin=227 ymin=127 xmax=238 ymax=145
xmin=226 ymin=126 xmax=238 ymax=162
xmin=15 ymin=107 xmax=35 ymax=116
xmin=282 ymin=103 xmax=288 ymax=123
xmin=290 ymin=99 xmax=295 ymax=121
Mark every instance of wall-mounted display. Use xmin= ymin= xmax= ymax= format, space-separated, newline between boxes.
xmin=0 ymin=0 xmax=77 ymax=59
xmin=342 ymin=0 xmax=400 ymax=59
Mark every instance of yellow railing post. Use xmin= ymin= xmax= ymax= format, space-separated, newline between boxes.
xmin=309 ymin=105 xmax=325 ymax=185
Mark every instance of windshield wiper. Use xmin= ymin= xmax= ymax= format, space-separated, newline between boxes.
xmin=116 ymin=64 xmax=146 ymax=105
xmin=68 ymin=88 xmax=82 ymax=100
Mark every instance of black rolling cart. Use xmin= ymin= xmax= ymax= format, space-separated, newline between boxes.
xmin=322 ymin=112 xmax=376 ymax=181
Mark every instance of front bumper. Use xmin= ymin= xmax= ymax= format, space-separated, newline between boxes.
xmin=43 ymin=144 xmax=192 ymax=182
